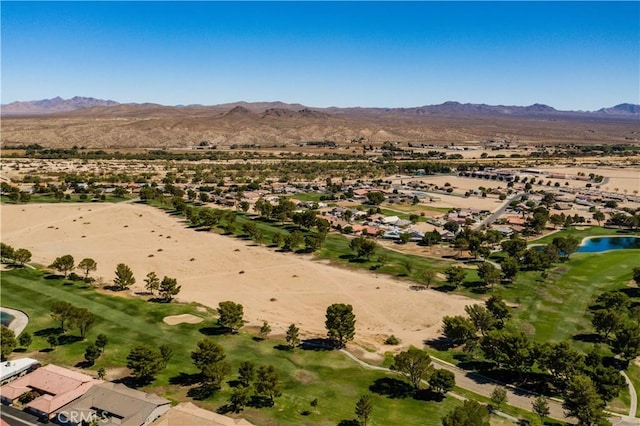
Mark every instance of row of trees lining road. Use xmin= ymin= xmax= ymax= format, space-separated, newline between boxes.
xmin=0 ymin=243 xmax=32 ymax=266
xmin=439 ymin=288 xmax=638 ymax=424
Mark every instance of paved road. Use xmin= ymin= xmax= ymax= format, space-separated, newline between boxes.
xmin=341 ymin=349 xmax=568 ymax=423
xmin=473 ymin=191 xmax=525 ymax=230
xmin=0 ymin=405 xmax=41 ymax=426
xmin=342 ymin=348 xmax=640 ymax=426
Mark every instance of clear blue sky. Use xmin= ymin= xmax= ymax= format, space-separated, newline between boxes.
xmin=2 ymin=1 xmax=638 ymax=110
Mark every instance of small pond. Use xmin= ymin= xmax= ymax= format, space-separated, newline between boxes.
xmin=0 ymin=310 xmax=15 ymax=327
xmin=576 ymin=236 xmax=640 ymax=253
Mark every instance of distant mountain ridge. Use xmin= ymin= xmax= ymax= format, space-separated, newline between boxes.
xmin=1 ymin=96 xmax=119 ymax=114
xmin=1 ymin=96 xmax=638 ymax=119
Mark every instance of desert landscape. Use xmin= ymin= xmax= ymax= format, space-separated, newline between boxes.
xmin=0 ymin=201 xmax=474 ymax=352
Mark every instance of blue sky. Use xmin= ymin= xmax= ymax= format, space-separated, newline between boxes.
xmin=2 ymin=2 xmax=638 ymax=110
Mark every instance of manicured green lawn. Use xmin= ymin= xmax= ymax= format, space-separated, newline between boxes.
xmin=1 ymin=267 xmax=461 ymax=425
xmin=1 ymin=193 xmax=133 ymax=204
xmin=495 ymin=250 xmax=639 ymax=344
xmin=289 ymin=192 xmax=326 ymax=202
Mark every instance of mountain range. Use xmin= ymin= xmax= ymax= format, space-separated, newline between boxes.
xmin=1 ymin=97 xmax=638 ymax=149
xmin=2 ymin=96 xmax=639 ymax=118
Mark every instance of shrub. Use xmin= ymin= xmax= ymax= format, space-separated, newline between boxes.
xmin=385 ymin=335 xmax=400 ymax=345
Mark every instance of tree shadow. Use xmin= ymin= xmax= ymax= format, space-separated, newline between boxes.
xmin=34 ymin=327 xmax=63 ymax=337
xmin=44 ymin=274 xmax=65 ymax=280
xmin=103 ymin=285 xmax=126 ymax=292
xmin=337 ymin=420 xmax=360 ymax=426
xmin=273 ymin=344 xmax=293 ymax=351
xmin=113 ymin=375 xmax=149 ymax=389
xmin=369 ymin=377 xmax=413 ymax=399
xmin=57 ymin=335 xmax=83 ymax=345
xmin=199 ymin=325 xmax=229 ymax=336
xmin=187 ymin=383 xmax=218 ymax=400
xmin=423 ymin=337 xmax=454 ymax=351
xmin=169 ymin=372 xmax=202 ymax=386
xmin=433 ymin=284 xmax=457 ymax=293
xmin=248 ymin=395 xmax=273 ymax=408
xmin=300 ymin=338 xmax=336 ymax=351
xmin=414 ymin=388 xmax=444 ymax=402
xmin=39 ymin=348 xmax=53 ymax=353
xmin=74 ymin=360 xmax=93 ymax=369
xmin=572 ymin=332 xmax=602 ymax=343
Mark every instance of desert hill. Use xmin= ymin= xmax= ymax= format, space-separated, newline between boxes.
xmin=1 ymin=97 xmax=638 ymax=149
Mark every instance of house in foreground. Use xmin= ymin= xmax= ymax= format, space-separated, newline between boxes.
xmin=56 ymin=382 xmax=171 ymax=426
xmin=0 ymin=364 xmax=99 ymax=419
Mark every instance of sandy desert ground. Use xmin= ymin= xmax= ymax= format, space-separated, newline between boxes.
xmin=0 ymin=202 xmax=474 ymax=352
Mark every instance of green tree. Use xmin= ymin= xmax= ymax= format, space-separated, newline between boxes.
xmin=97 ymin=367 xmax=106 ymax=380
xmin=423 ymin=269 xmax=437 ymax=288
xmin=442 ymin=400 xmax=489 ymax=426
xmin=191 ymin=339 xmax=229 ymax=387
xmin=13 ymin=248 xmax=32 ymax=265
xmin=95 ymin=333 xmax=108 ymax=354
xmin=283 ymin=230 xmax=305 ymax=252
xmin=592 ymin=309 xmax=622 ymax=340
xmin=77 ymin=258 xmax=97 ymax=280
xmin=490 ymin=386 xmax=508 ymax=410
xmin=144 ymin=272 xmax=160 ymax=295
xmin=589 ymin=365 xmax=626 ymax=403
xmin=485 ymin=295 xmax=511 ymax=328
xmin=113 ymin=263 xmax=136 ymax=290
xmin=465 ymin=304 xmax=495 ymax=336
xmin=441 ymin=315 xmax=477 ymax=345
xmin=633 ymin=266 xmax=640 ymax=285
xmin=552 ymin=236 xmax=581 ymax=260
xmin=444 ymin=266 xmax=466 ymax=288
xmin=355 ymin=394 xmax=373 ymax=426
xmin=159 ymin=344 xmax=173 ymax=367
xmin=159 ymin=276 xmax=181 ymax=301
xmin=255 ymin=364 xmax=282 ymax=405
xmin=500 ymin=256 xmax=519 ymax=282
xmin=391 ymin=347 xmax=433 ymax=390
xmin=229 ymin=386 xmax=250 ymax=412
xmin=366 ymin=191 xmax=385 ymax=205
xmin=50 ymin=254 xmax=75 ymax=277
xmin=84 ymin=343 xmax=101 ymax=366
xmin=217 ymin=301 xmax=244 ymax=333
xmin=325 ymin=303 xmax=356 ymax=348
xmin=480 ymin=331 xmax=535 ymax=374
xmin=500 ymin=238 xmax=527 ymax=259
xmin=538 ymin=341 xmax=585 ymax=386
xmin=0 ymin=243 xmax=15 ymax=263
xmin=126 ymin=345 xmax=165 ymax=383
xmin=532 ymin=396 xmax=550 ymax=421
xmin=477 ymin=262 xmax=500 ymax=288
xmin=428 ymin=369 xmax=455 ymax=395
xmin=69 ymin=307 xmax=95 ymax=338
xmin=349 ymin=237 xmax=378 ymax=260
xmin=50 ymin=301 xmax=74 ymax=331
xmin=259 ymin=321 xmax=271 ymax=340
xmin=18 ymin=332 xmax=32 ymax=349
xmin=562 ymin=375 xmax=608 ymax=426
xmin=286 ymin=323 xmax=300 ymax=349
xmin=1 ymin=326 xmax=17 ymax=360
xmin=610 ymin=318 xmax=640 ymax=361
xmin=592 ymin=210 xmax=605 ymax=226
xmin=237 ymin=361 xmax=256 ymax=388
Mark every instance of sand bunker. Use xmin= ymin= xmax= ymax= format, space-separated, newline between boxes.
xmin=0 ymin=202 xmax=474 ymax=352
xmin=163 ymin=314 xmax=204 ymax=325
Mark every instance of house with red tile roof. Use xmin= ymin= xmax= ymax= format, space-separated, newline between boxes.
xmin=0 ymin=364 xmax=100 ymax=419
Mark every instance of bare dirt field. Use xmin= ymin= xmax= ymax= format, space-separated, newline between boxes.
xmin=0 ymin=202 xmax=474 ymax=352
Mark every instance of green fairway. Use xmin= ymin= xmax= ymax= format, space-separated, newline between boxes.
xmin=1 ymin=267 xmax=462 ymax=425
xmin=495 ymin=250 xmax=639 ymax=344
